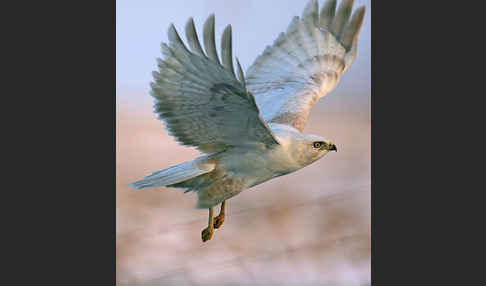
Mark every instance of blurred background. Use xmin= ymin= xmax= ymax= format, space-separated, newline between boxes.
xmin=117 ymin=0 xmax=371 ymax=285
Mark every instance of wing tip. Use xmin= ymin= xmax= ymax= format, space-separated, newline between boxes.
xmin=221 ymin=24 xmax=235 ymax=75
xmin=203 ymin=13 xmax=220 ymax=64
xmin=341 ymin=4 xmax=366 ymax=49
xmin=302 ymin=0 xmax=318 ymax=24
xmin=235 ymin=57 xmax=246 ymax=89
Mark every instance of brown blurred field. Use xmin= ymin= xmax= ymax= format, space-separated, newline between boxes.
xmin=116 ymin=92 xmax=370 ymax=286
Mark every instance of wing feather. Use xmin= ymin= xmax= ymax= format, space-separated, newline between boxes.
xmin=331 ymin=0 xmax=354 ymax=38
xmin=319 ymin=0 xmax=337 ymax=29
xmin=247 ymin=0 xmax=365 ymax=131
xmin=203 ymin=14 xmax=220 ymax=64
xmin=221 ymin=25 xmax=235 ymax=76
xmin=185 ymin=18 xmax=206 ymax=57
xmin=341 ymin=6 xmax=366 ymax=49
xmin=152 ymin=16 xmax=279 ymax=153
xmin=302 ymin=0 xmax=318 ymax=26
xmin=235 ymin=57 xmax=246 ymax=89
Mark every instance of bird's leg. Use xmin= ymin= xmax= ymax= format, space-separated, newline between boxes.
xmin=213 ymin=200 xmax=226 ymax=229
xmin=201 ymin=207 xmax=214 ymax=242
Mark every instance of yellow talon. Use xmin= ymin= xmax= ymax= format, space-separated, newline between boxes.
xmin=213 ymin=201 xmax=226 ymax=229
xmin=201 ymin=207 xmax=215 ymax=242
xmin=201 ymin=226 xmax=213 ymax=242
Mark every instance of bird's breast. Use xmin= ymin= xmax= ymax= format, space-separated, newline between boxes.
xmin=218 ymin=145 xmax=300 ymax=189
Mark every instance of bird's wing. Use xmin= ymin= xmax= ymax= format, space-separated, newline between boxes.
xmin=151 ymin=15 xmax=279 ymax=154
xmin=246 ymin=0 xmax=365 ymax=131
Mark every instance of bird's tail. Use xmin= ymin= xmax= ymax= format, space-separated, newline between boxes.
xmin=128 ymin=156 xmax=215 ymax=190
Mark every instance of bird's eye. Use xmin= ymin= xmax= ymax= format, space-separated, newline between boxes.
xmin=313 ymin=142 xmax=322 ymax=149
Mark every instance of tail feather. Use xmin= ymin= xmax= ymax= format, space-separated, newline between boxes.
xmin=129 ymin=157 xmax=215 ymax=190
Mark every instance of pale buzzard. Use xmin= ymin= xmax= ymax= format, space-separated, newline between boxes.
xmin=130 ymin=0 xmax=366 ymax=242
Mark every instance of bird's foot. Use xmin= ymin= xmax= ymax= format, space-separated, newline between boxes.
xmin=201 ymin=226 xmax=214 ymax=242
xmin=213 ymin=214 xmax=224 ymax=229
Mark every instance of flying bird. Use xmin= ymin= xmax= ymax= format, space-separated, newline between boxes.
xmin=130 ymin=0 xmax=366 ymax=242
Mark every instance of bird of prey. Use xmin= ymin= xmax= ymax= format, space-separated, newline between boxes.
xmin=130 ymin=0 xmax=366 ymax=242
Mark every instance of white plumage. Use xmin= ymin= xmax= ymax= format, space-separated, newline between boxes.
xmin=129 ymin=0 xmax=366 ymax=242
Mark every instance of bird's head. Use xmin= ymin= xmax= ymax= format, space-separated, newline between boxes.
xmin=287 ymin=133 xmax=337 ymax=167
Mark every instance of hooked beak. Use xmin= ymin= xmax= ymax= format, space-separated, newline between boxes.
xmin=328 ymin=143 xmax=337 ymax=152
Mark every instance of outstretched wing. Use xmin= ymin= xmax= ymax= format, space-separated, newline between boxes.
xmin=246 ymin=0 xmax=365 ymax=131
xmin=152 ymin=15 xmax=279 ymax=154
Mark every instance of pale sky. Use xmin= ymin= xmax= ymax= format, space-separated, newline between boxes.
xmin=116 ymin=0 xmax=371 ymax=100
